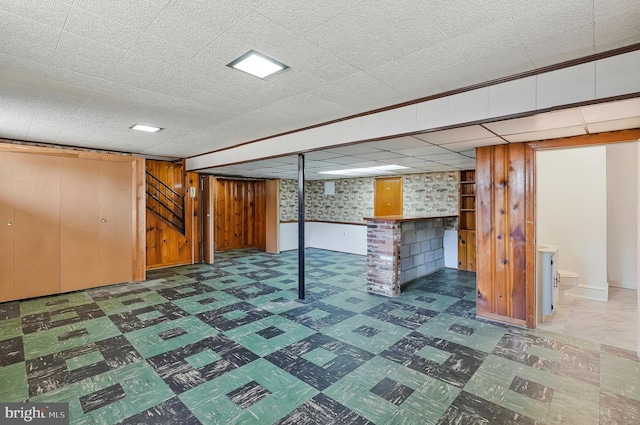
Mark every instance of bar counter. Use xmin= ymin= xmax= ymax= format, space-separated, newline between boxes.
xmin=365 ymin=215 xmax=456 ymax=297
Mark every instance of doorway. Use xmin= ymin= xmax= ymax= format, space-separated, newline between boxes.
xmin=536 ymin=143 xmax=638 ymax=352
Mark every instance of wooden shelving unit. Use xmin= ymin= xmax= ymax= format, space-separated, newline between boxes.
xmin=458 ymin=170 xmax=476 ymax=271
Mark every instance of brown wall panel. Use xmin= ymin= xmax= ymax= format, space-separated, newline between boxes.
xmin=99 ymin=160 xmax=134 ymax=285
xmin=60 ymin=158 xmax=101 ymax=291
xmin=14 ymin=154 xmax=61 ymax=299
xmin=214 ymin=179 xmax=266 ymax=251
xmin=0 ymin=152 xmax=16 ymax=302
xmin=476 ymin=143 xmax=534 ymax=327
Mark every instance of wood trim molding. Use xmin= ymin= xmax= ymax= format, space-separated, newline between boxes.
xmin=132 ymin=157 xmax=146 ymax=281
xmin=527 ymin=128 xmax=640 ymax=150
xmin=478 ymin=312 xmax=527 ymax=328
xmin=280 ymin=220 xmax=368 ymax=226
xmin=0 ymin=141 xmax=134 ymax=161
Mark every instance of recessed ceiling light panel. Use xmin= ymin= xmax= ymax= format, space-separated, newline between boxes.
xmin=319 ymin=164 xmax=409 ymax=176
xmin=227 ymin=50 xmax=289 ymax=79
xmin=131 ymin=124 xmax=162 ymax=133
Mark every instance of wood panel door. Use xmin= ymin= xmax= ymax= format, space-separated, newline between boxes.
xmin=60 ymin=158 xmax=133 ymax=291
xmin=13 ymin=153 xmax=61 ymax=300
xmin=98 ymin=160 xmax=133 ymax=286
xmin=0 ymin=152 xmax=16 ymax=302
xmin=60 ymin=157 xmax=101 ymax=291
xmin=214 ymin=179 xmax=266 ymax=251
xmin=374 ymin=177 xmax=403 ymax=216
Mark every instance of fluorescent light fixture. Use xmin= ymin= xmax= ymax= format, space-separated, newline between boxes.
xmin=319 ymin=164 xmax=409 ymax=176
xmin=227 ymin=50 xmax=288 ymax=79
xmin=130 ymin=124 xmax=162 ymax=133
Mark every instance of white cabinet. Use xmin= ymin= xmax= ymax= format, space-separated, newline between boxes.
xmin=538 ymin=244 xmax=560 ymax=318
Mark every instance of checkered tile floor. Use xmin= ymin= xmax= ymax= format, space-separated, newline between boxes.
xmin=1 ymin=248 xmax=639 ymax=424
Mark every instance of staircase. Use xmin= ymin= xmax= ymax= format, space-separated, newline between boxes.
xmin=146 ymin=171 xmax=185 ymax=234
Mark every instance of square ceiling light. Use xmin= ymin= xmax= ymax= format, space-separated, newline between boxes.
xmin=227 ymin=50 xmax=289 ymax=79
xmin=130 ymin=124 xmax=162 ymax=133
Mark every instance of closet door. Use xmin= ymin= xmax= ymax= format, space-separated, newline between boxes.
xmin=13 ymin=153 xmax=61 ymax=299
xmin=60 ymin=157 xmax=101 ymax=292
xmin=98 ymin=160 xmax=133 ymax=285
xmin=0 ymin=152 xmax=16 ymax=302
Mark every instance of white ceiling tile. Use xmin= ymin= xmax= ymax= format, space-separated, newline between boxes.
xmin=258 ymin=0 xmax=358 ymax=34
xmin=46 ymin=67 xmax=106 ymax=92
xmin=393 ymin=146 xmax=452 ymax=156
xmin=326 ymin=145 xmax=382 ymax=155
xmin=0 ymin=0 xmax=70 ymax=29
xmin=442 ymin=137 xmax=507 ymax=152
xmin=353 ymin=151 xmax=406 ymax=161
xmin=73 ymin=0 xmax=163 ymax=31
xmin=0 ymin=52 xmax=52 ymax=78
xmin=513 ymin=0 xmax=594 ymax=42
xmin=144 ymin=9 xmax=221 ymax=50
xmin=51 ymin=51 xmax=113 ymax=79
xmin=416 ymin=153 xmax=470 ymax=161
xmin=0 ymin=35 xmax=56 ymax=66
xmin=580 ymin=97 xmax=640 ymax=123
xmin=502 ymin=125 xmax=587 ymax=143
xmin=65 ymin=8 xmax=142 ymax=49
xmin=303 ymin=151 xmax=343 ymax=160
xmin=167 ymin=0 xmax=259 ymax=31
xmin=365 ymin=136 xmax=432 ymax=151
xmin=468 ymin=45 xmax=535 ymax=82
xmin=0 ymin=0 xmax=638 ymax=162
xmin=484 ymin=109 xmax=584 ymax=135
xmin=414 ymin=126 xmax=495 ymax=144
xmin=459 ymin=150 xmax=477 ymax=158
xmin=224 ymin=12 xmax=297 ymax=53
xmin=587 ymin=117 xmax=640 ymax=134
xmin=310 ymin=72 xmax=401 ymax=110
xmin=525 ymin=23 xmax=595 ymax=68
xmin=56 ymin=32 xmax=127 ymax=66
xmin=418 ymin=0 xmax=512 ymax=38
xmin=127 ymin=34 xmax=197 ymax=66
xmin=1 ymin=11 xmax=62 ymax=49
xmin=433 ymin=158 xmax=477 ymax=166
xmin=595 ymin=6 xmax=640 ymax=47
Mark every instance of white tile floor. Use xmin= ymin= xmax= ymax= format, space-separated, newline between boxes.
xmin=539 ymin=286 xmax=638 ymax=352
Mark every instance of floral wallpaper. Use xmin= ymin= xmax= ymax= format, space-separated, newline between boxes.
xmin=280 ymin=178 xmax=374 ymax=223
xmin=280 ymin=172 xmax=460 ymax=225
xmin=402 ymin=172 xmax=459 ymax=217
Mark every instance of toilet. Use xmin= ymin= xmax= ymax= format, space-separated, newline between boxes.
xmin=558 ymin=269 xmax=579 ymax=289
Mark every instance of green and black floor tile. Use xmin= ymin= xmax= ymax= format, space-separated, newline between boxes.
xmin=1 ymin=248 xmax=639 ymax=424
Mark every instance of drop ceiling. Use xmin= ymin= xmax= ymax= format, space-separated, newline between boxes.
xmin=1 ymin=0 xmax=639 ymax=168
xmin=200 ymin=97 xmax=640 ymax=179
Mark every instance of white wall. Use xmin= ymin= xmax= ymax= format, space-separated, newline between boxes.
xmin=607 ymin=143 xmax=638 ymax=289
xmin=306 ymin=222 xmax=367 ymax=255
xmin=278 ymin=222 xmax=367 ymax=255
xmin=537 ymin=146 xmax=608 ymax=301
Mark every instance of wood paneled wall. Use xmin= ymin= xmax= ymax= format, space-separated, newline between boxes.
xmin=214 ymin=179 xmax=266 ymax=251
xmin=145 ymin=160 xmax=200 ymax=269
xmin=476 ymin=143 xmax=536 ymax=327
